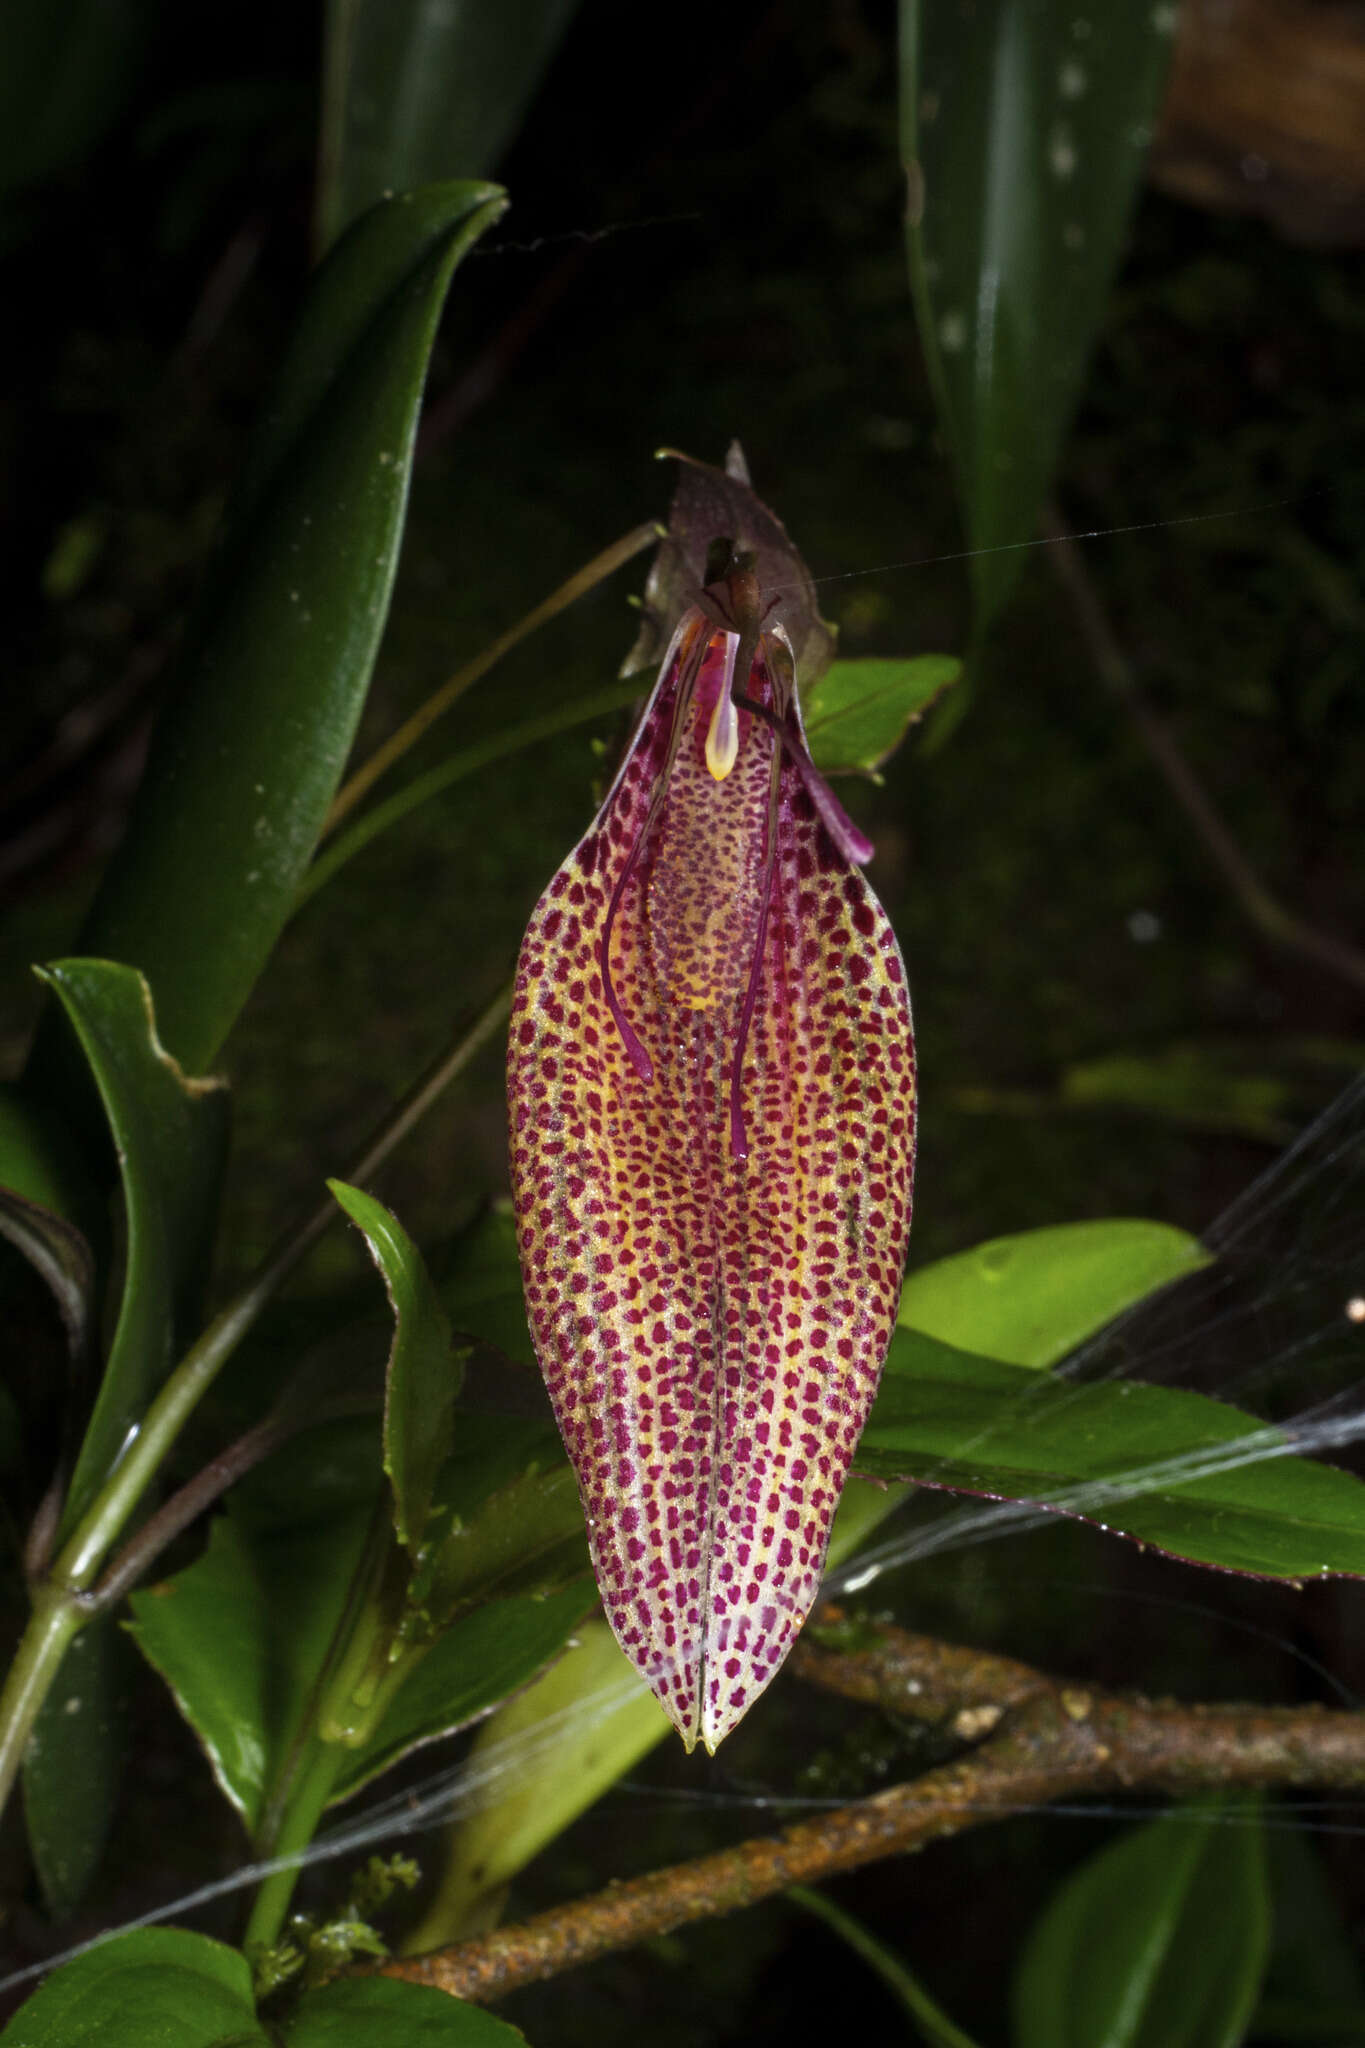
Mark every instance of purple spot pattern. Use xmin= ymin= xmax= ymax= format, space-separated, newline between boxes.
xmin=507 ymin=617 xmax=916 ymax=1750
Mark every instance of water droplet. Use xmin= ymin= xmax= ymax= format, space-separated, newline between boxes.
xmin=1071 ymin=16 xmax=1092 ymax=38
xmin=1151 ymin=1 xmax=1177 ymax=32
xmin=1058 ymin=59 xmax=1088 ymax=98
xmin=1063 ymin=221 xmax=1086 ymax=251
xmin=1049 ymin=124 xmax=1077 ymax=179
xmin=1127 ymin=909 xmax=1161 ymax=943
xmin=938 ymin=310 xmax=967 ymax=353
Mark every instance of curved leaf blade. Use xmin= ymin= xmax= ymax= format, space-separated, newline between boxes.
xmin=803 ymin=655 xmax=960 ymax=775
xmin=858 ymin=1328 xmax=1365 ymax=1579
xmin=21 ymin=1618 xmax=128 ymax=1919
xmin=331 ymin=1579 xmax=598 ymax=1802
xmin=319 ymin=0 xmax=579 ymax=246
xmin=54 ymin=182 xmax=506 ymax=1075
xmin=127 ymin=1506 xmax=373 ymax=1834
xmin=36 ymin=960 xmax=229 ymax=1542
xmin=329 ymin=1181 xmax=462 ymax=1552
xmin=1013 ymin=1798 xmax=1270 ymax=2048
xmin=899 ymin=1219 xmax=1211 ymax=1369
xmin=900 ymin=1 xmax=1176 ymax=629
xmin=0 ymin=1928 xmax=264 ymax=2048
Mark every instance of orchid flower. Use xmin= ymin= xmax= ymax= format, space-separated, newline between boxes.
xmin=508 ymin=451 xmax=916 ymax=1750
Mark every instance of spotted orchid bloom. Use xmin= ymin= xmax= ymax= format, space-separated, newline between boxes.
xmin=508 ymin=451 xmax=916 ymax=1751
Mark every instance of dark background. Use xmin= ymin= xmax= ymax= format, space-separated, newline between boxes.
xmin=3 ymin=2 xmax=1364 ymax=2039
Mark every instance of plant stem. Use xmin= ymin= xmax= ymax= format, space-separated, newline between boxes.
xmin=323 ymin=521 xmax=658 ymax=836
xmin=244 ymin=1740 xmax=348 ymax=1953
xmin=378 ymin=1617 xmax=1365 ymax=2004
xmin=0 ymin=1594 xmax=82 ymax=1822
xmin=1045 ymin=505 xmax=1365 ymax=997
xmin=0 ymin=988 xmax=510 ymax=1825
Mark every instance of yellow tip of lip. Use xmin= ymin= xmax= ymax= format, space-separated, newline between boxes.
xmin=705 ymin=691 xmax=740 ymax=780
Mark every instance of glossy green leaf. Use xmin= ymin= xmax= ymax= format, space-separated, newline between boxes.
xmin=329 ymin=1181 xmax=462 ymax=1553
xmin=409 ymin=1617 xmax=669 ymax=1947
xmin=1060 ymin=1048 xmax=1302 ymax=1146
xmin=802 ymin=655 xmax=960 ymax=775
xmin=899 ymin=1219 xmax=1211 ymax=1369
xmin=332 ymin=1578 xmax=598 ymax=1801
xmin=318 ymin=0 xmax=578 ymax=246
xmin=1013 ymin=1799 xmax=1270 ymax=2048
xmin=21 ymin=1619 xmax=128 ymax=1919
xmin=0 ymin=1927 xmax=265 ymax=2048
xmin=900 ymin=0 xmax=1176 ymax=630
xmin=423 ymin=1460 xmax=585 ymax=1624
xmin=438 ymin=1202 xmax=538 ymax=1370
xmin=0 ymin=1080 xmax=101 ymax=1356
xmin=283 ymin=1976 xmax=526 ymax=2046
xmin=36 ymin=961 xmax=229 ymax=1541
xmin=857 ymin=1328 xmax=1365 ymax=1578
xmin=127 ymin=1505 xmax=373 ymax=1833
xmin=55 ymin=182 xmax=506 ymax=1076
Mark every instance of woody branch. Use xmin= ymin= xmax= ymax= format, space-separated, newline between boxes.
xmin=377 ymin=1609 xmax=1365 ymax=2006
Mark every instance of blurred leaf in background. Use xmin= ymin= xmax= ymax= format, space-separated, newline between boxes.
xmin=317 ymin=0 xmax=582 ymax=250
xmin=899 ymin=0 xmax=1176 ymax=639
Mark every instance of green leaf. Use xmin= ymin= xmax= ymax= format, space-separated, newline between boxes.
xmin=0 ymin=1080 xmax=101 ymax=1356
xmin=332 ymin=1578 xmax=598 ymax=1802
xmin=318 ymin=0 xmax=578 ymax=247
xmin=329 ymin=1182 xmax=462 ymax=1553
xmin=802 ymin=655 xmax=960 ymax=775
xmin=36 ymin=961 xmax=229 ymax=1542
xmin=408 ymin=1617 xmax=669 ymax=1947
xmin=127 ymin=1506 xmax=373 ymax=1834
xmin=283 ymin=1975 xmax=526 ymax=2045
xmin=1013 ymin=1799 xmax=1270 ymax=2048
xmin=423 ymin=1460 xmax=584 ymax=1624
xmin=857 ymin=1328 xmax=1365 ymax=1579
xmin=438 ymin=1202 xmax=538 ymax=1370
xmin=21 ymin=1618 xmax=128 ymax=1919
xmin=1060 ymin=1048 xmax=1302 ymax=1146
xmin=900 ymin=0 xmax=1176 ymax=630
xmin=0 ymin=1927 xmax=265 ymax=2048
xmin=899 ymin=1219 xmax=1211 ymax=1369
xmin=1252 ymin=1821 xmax=1365 ymax=2048
xmin=53 ymin=182 xmax=506 ymax=1076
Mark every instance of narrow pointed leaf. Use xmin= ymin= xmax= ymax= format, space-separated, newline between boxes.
xmin=45 ymin=182 xmax=505 ymax=1078
xmin=900 ymin=0 xmax=1176 ymax=629
xmin=1014 ymin=1798 xmax=1270 ymax=2048
xmin=510 ymin=456 xmax=917 ymax=1749
xmin=318 ymin=0 xmax=579 ymax=247
xmin=858 ymin=1328 xmax=1365 ymax=1578
xmin=329 ymin=1181 xmax=462 ymax=1552
xmin=36 ymin=961 xmax=229 ymax=1542
xmin=900 ymin=1219 xmax=1211 ymax=1369
xmin=0 ymin=1928 xmax=265 ymax=2048
xmin=802 ymin=655 xmax=960 ymax=776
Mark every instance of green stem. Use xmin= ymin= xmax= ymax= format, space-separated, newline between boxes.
xmin=323 ymin=520 xmax=658 ymax=835
xmin=787 ymin=1885 xmax=984 ymax=2048
xmin=244 ymin=1739 xmax=348 ymax=1953
xmin=0 ymin=987 xmax=510 ymax=1829
xmin=0 ymin=1594 xmax=82 ymax=1820
xmin=295 ymin=681 xmax=641 ymax=911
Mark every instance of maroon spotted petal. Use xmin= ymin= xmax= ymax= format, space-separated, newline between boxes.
xmin=508 ymin=502 xmax=916 ymax=1752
